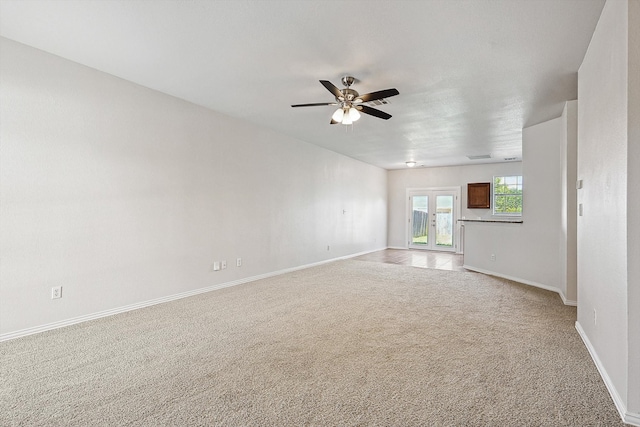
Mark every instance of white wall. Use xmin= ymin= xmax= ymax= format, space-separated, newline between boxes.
xmin=0 ymin=38 xmax=388 ymax=337
xmin=576 ymin=0 xmax=639 ymax=423
xmin=387 ymin=162 xmax=522 ymax=250
xmin=627 ymin=0 xmax=640 ymax=416
xmin=461 ymin=117 xmax=569 ymax=301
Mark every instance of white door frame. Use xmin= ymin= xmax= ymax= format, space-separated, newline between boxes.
xmin=406 ymin=187 xmax=462 ymax=253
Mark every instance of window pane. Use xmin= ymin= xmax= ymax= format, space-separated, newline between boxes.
xmin=412 ymin=196 xmax=428 ymax=245
xmin=493 ymin=175 xmax=523 ymax=215
xmin=494 ymin=195 xmax=522 ymax=214
xmin=435 ymin=195 xmax=453 ymax=247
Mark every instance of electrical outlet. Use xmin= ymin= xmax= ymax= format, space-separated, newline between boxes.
xmin=490 ymin=254 xmax=496 ymax=261
xmin=327 ymin=245 xmax=330 ymax=251
xmin=221 ymin=260 xmax=227 ymax=270
xmin=51 ymin=286 xmax=62 ymax=299
xmin=236 ymin=258 xmax=242 ymax=267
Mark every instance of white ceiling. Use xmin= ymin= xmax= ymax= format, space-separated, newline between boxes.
xmin=0 ymin=0 xmax=605 ymax=170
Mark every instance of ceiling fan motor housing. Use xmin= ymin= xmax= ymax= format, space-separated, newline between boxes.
xmin=339 ymin=88 xmax=360 ymax=103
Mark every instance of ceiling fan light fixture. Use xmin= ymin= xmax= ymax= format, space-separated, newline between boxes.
xmin=406 ymin=161 xmax=417 ymax=167
xmin=341 ymin=111 xmax=353 ymax=125
xmin=348 ymin=107 xmax=361 ymax=122
xmin=331 ymin=108 xmax=344 ymax=122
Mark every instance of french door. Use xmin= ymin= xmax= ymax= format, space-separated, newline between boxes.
xmin=408 ymin=189 xmax=458 ymax=252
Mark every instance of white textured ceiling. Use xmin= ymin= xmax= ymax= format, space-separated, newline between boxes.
xmin=0 ymin=0 xmax=605 ymax=169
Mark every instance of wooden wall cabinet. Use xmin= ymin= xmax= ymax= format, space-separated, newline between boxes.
xmin=467 ymin=182 xmax=491 ymax=209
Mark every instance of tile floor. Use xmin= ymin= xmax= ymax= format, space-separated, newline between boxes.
xmin=353 ymin=248 xmax=467 ymax=272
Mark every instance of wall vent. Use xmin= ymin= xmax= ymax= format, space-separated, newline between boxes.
xmin=467 ymin=154 xmax=491 ymax=160
xmin=365 ymin=98 xmax=390 ymax=106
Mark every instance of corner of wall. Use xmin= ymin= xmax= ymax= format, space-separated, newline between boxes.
xmin=627 ymin=0 xmax=640 ymax=416
xmin=575 ymin=321 xmax=640 ymax=426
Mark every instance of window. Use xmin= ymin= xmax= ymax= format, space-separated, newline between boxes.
xmin=493 ymin=175 xmax=522 ymax=215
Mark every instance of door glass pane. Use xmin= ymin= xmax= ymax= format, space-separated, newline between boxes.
xmin=412 ymin=196 xmax=428 ymax=245
xmin=435 ymin=195 xmax=453 ymax=247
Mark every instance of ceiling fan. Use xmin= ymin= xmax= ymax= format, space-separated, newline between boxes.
xmin=291 ymin=76 xmax=399 ymax=125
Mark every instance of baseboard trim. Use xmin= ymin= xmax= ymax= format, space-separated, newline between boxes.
xmin=386 ymin=246 xmax=408 ymax=250
xmin=461 ymin=264 xmax=575 ymax=306
xmin=575 ymin=322 xmax=640 ymax=426
xmin=626 ymin=413 xmax=640 ymax=426
xmin=0 ymin=248 xmax=385 ymax=342
xmin=559 ymin=292 xmax=578 ymax=307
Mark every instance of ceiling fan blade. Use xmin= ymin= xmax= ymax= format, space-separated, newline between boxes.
xmin=356 ymin=105 xmax=392 ymax=120
xmin=330 ymin=119 xmax=339 ymax=124
xmin=320 ymin=80 xmax=345 ymax=100
xmin=356 ymin=88 xmax=399 ymax=103
xmin=291 ymin=102 xmax=337 ymax=107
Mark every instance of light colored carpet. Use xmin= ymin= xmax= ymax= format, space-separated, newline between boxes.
xmin=0 ymin=260 xmax=624 ymax=426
